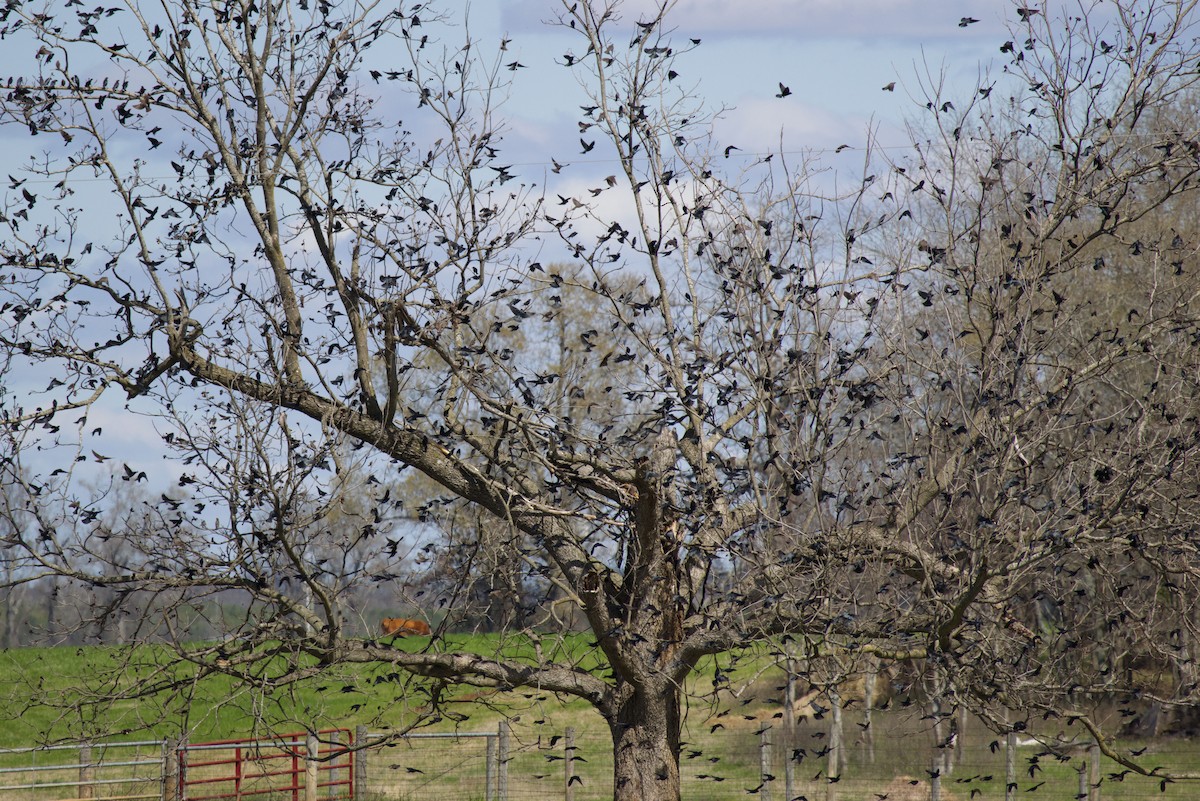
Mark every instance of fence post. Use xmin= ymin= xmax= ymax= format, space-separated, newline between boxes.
xmin=234 ymin=746 xmax=243 ymax=799
xmin=830 ymin=687 xmax=844 ymax=778
xmin=759 ymin=725 xmax=773 ymax=801
xmin=497 ymin=721 xmax=511 ymax=801
xmin=306 ymin=733 xmax=319 ymax=801
xmin=163 ymin=738 xmax=180 ymax=801
xmin=292 ymin=743 xmax=301 ymax=801
xmin=1005 ymin=732 xmax=1017 ymax=801
xmin=78 ymin=743 xmax=94 ymax=800
xmin=486 ymin=733 xmax=497 ymax=801
xmin=862 ymin=663 xmax=877 ymax=763
xmin=1088 ymin=741 xmax=1100 ymax=801
xmin=564 ymin=727 xmax=576 ymax=801
xmin=784 ymin=722 xmax=795 ymax=801
xmin=956 ymin=705 xmax=967 ymax=767
xmin=826 ymin=687 xmax=842 ymax=801
xmin=354 ymin=725 xmax=368 ymax=800
xmin=329 ymin=730 xmax=343 ymax=797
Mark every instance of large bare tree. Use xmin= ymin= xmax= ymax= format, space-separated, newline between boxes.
xmin=4 ymin=0 xmax=1200 ymax=798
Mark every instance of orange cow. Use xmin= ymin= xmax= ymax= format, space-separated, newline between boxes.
xmin=381 ymin=617 xmax=432 ymax=637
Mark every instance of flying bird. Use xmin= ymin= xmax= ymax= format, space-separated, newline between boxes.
xmin=776 ymin=82 xmax=792 ymax=98
xmin=959 ymin=17 xmax=979 ymax=27
xmin=882 ymin=82 xmax=896 ymax=91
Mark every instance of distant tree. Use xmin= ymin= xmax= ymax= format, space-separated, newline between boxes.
xmin=0 ymin=469 xmax=30 ymax=649
xmin=4 ymin=1 xmax=1200 ymax=798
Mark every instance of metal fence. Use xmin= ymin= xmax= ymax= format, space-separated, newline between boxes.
xmin=175 ymin=729 xmax=354 ymax=801
xmin=0 ymin=739 xmax=165 ymax=801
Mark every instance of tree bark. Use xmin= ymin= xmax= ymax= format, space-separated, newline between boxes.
xmin=608 ymin=681 xmax=682 ymax=801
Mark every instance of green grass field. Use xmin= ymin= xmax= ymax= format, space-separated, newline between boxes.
xmin=2 ymin=639 xmax=1199 ymax=801
xmin=0 ymin=632 xmax=637 ymax=748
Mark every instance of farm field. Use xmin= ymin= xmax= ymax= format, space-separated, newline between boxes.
xmin=1 ymin=638 xmax=1198 ymax=801
xmin=0 ymin=633 xmax=590 ymax=746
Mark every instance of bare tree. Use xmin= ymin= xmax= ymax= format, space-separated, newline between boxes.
xmin=4 ymin=0 xmax=1200 ymax=798
xmin=0 ymin=464 xmax=31 ymax=649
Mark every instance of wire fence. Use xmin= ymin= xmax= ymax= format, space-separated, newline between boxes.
xmin=361 ymin=730 xmax=501 ymax=801
xmin=1 ymin=711 xmax=1196 ymax=801
xmin=358 ymin=711 xmax=1200 ymax=801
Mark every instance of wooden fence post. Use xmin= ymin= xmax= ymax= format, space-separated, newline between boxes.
xmin=1005 ymin=732 xmax=1017 ymax=801
xmin=759 ymin=725 xmax=773 ymax=801
xmin=354 ymin=725 xmax=368 ymax=800
xmin=784 ymin=722 xmax=795 ymax=801
xmin=486 ymin=732 xmax=497 ymax=801
xmin=862 ymin=663 xmax=877 ymax=763
xmin=497 ymin=721 xmax=510 ymax=801
xmin=783 ymin=657 xmax=797 ymax=801
xmin=564 ymin=727 xmax=576 ymax=801
xmin=929 ymin=694 xmax=945 ymax=800
xmin=306 ymin=733 xmax=319 ymax=801
xmin=329 ymin=730 xmax=344 ymax=797
xmin=1089 ymin=741 xmax=1101 ymax=801
xmin=162 ymin=738 xmax=180 ymax=801
xmin=78 ymin=743 xmax=94 ymax=800
xmin=827 ymin=686 xmax=843 ymax=797
xmin=956 ymin=705 xmax=967 ymax=767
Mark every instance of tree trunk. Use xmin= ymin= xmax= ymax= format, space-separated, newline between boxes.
xmin=44 ymin=576 xmax=58 ymax=638
xmin=608 ymin=682 xmax=682 ymax=801
xmin=1 ymin=587 xmax=14 ymax=648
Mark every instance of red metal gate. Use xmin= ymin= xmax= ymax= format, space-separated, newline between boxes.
xmin=178 ymin=729 xmax=353 ymax=800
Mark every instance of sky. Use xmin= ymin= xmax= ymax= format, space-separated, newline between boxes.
xmin=0 ymin=0 xmax=1014 ymax=492
xmin=482 ymin=0 xmax=1005 ymax=157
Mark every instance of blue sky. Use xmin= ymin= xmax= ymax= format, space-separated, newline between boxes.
xmin=0 ymin=0 xmax=1012 ymax=487
xmin=484 ymin=0 xmax=1004 ymax=154
xmin=0 ymin=0 xmax=1009 ymax=210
